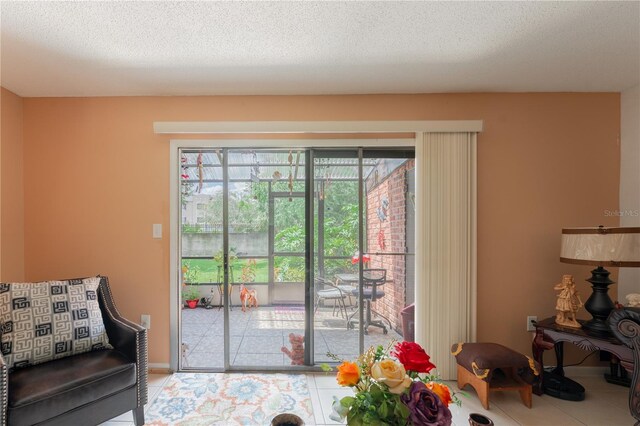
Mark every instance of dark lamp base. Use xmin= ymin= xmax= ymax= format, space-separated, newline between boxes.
xmin=604 ymin=372 xmax=631 ymax=387
xmin=543 ymin=371 xmax=585 ymax=401
xmin=583 ymin=266 xmax=615 ymax=335
xmin=582 ymin=318 xmax=613 ymax=335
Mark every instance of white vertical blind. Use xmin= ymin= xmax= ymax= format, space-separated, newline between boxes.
xmin=415 ymin=132 xmax=477 ymax=379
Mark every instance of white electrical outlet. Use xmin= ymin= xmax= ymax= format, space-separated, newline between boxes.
xmin=527 ymin=315 xmax=537 ymax=332
xmin=141 ymin=314 xmax=151 ymax=330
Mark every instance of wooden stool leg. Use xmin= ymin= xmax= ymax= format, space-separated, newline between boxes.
xmin=476 ymin=380 xmax=490 ymax=410
xmin=457 ymin=365 xmax=490 ymax=410
xmin=519 ymin=385 xmax=532 ymax=408
xmin=457 ymin=365 xmax=470 ymax=390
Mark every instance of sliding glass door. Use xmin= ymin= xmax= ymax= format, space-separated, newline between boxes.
xmin=311 ymin=149 xmax=415 ymax=363
xmin=178 ymin=146 xmax=414 ymax=370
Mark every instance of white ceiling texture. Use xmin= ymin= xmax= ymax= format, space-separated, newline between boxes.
xmin=1 ymin=1 xmax=639 ymax=97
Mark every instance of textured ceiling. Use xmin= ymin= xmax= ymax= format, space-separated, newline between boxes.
xmin=1 ymin=1 xmax=639 ymax=97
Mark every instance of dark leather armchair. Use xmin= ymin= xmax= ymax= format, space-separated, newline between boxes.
xmin=0 ymin=276 xmax=148 ymax=426
xmin=608 ymin=307 xmax=640 ymax=425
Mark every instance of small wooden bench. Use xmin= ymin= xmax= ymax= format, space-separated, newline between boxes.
xmin=451 ymin=342 xmax=539 ymax=410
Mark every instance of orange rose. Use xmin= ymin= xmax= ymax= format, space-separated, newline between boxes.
xmin=426 ymin=382 xmax=452 ymax=407
xmin=336 ymin=361 xmax=360 ymax=386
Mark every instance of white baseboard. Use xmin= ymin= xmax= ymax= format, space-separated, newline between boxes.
xmin=149 ymin=362 xmax=171 ymax=373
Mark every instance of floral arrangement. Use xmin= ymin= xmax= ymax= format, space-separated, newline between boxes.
xmin=327 ymin=341 xmax=459 ymax=426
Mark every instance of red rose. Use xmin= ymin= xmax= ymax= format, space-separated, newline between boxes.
xmin=392 ymin=341 xmax=436 ymax=373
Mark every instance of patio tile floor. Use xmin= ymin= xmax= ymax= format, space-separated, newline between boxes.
xmin=181 ymin=305 xmax=403 ymax=368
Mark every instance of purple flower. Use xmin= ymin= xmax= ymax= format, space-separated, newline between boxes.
xmin=401 ymin=381 xmax=452 ymax=426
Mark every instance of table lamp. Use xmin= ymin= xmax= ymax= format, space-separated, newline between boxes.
xmin=560 ymin=226 xmax=640 ymax=334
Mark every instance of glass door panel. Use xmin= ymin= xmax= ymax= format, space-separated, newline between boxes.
xmin=179 ymin=149 xmax=225 ymax=369
xmin=311 ymin=149 xmax=415 ymax=365
xmin=178 ymin=146 xmax=413 ymax=370
xmin=361 ymin=150 xmax=415 ymax=347
xmin=179 ymin=148 xmax=308 ymax=369
xmin=229 ymin=149 xmax=306 ymax=368
xmin=312 ymin=151 xmax=362 ymax=363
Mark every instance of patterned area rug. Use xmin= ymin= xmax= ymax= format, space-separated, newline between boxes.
xmin=146 ymin=373 xmax=314 ymax=425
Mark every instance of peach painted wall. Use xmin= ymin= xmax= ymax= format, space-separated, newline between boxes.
xmin=0 ymin=87 xmax=25 ymax=282
xmin=21 ymin=94 xmax=620 ymax=365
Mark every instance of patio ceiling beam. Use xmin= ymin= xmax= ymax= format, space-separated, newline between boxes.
xmin=181 ymin=177 xmax=362 ymax=183
xmin=181 ymin=161 xmax=376 ymax=167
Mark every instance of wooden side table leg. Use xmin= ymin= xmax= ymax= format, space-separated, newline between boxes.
xmin=532 ymin=329 xmax=546 ymax=396
xmin=552 ymin=342 xmax=565 ymax=376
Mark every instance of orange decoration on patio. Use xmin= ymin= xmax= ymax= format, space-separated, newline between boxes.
xmin=377 ymin=229 xmax=386 ymax=250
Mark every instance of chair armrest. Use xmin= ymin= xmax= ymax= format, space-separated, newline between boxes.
xmin=325 ymin=280 xmax=345 ymax=297
xmin=609 ymin=308 xmax=640 ymax=348
xmin=316 ymin=277 xmax=347 ymax=298
xmin=0 ymin=353 xmax=7 ymax=426
xmin=98 ymin=277 xmax=148 ymax=408
xmin=608 ymin=308 xmax=640 ymax=423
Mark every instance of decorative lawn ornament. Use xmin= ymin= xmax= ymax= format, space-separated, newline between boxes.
xmin=378 ymin=229 xmax=386 ymax=251
xmin=197 ymin=152 xmax=204 ymax=193
xmin=281 ymin=333 xmax=304 ymax=365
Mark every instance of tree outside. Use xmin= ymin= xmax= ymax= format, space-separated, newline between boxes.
xmin=182 ymin=177 xmax=360 ymax=284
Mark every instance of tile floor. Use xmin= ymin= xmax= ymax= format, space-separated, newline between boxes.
xmin=100 ymin=371 xmax=633 ymax=425
xmin=181 ymin=305 xmax=402 ymax=368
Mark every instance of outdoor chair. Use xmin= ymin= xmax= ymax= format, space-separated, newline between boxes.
xmin=348 ymin=269 xmax=392 ymax=334
xmin=314 ymin=277 xmax=349 ymax=321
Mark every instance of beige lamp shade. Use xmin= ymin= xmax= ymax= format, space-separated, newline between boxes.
xmin=560 ymin=227 xmax=640 ymax=267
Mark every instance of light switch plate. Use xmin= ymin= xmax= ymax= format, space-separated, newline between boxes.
xmin=152 ymin=224 xmax=162 ymax=239
xmin=527 ymin=315 xmax=537 ymax=332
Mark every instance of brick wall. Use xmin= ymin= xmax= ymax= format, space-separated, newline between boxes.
xmin=365 ymin=159 xmax=414 ymax=335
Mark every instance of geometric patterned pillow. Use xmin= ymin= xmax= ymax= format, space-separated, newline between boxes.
xmin=0 ymin=276 xmax=113 ymax=370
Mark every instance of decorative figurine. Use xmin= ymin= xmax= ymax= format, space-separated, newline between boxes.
xmin=625 ymin=293 xmax=640 ymax=307
xmin=554 ymin=275 xmax=583 ymax=328
xmin=197 ymin=152 xmax=204 ymax=193
xmin=281 ymin=333 xmax=304 ymax=365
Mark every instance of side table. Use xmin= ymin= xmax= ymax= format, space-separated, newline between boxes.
xmin=532 ymin=317 xmax=633 ymax=396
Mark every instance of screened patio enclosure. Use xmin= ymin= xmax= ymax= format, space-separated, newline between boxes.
xmin=179 ymin=148 xmax=415 ymax=369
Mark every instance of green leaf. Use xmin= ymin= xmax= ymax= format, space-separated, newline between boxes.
xmin=379 ymin=401 xmax=389 ymax=418
xmin=319 ymin=363 xmax=333 ymax=373
xmin=369 ymin=383 xmax=383 ymax=398
xmin=347 ymin=410 xmax=365 ymax=426
xmin=341 ymin=396 xmax=356 ymax=407
xmin=394 ymin=401 xmax=410 ymax=418
xmin=362 ymin=412 xmax=379 ymax=425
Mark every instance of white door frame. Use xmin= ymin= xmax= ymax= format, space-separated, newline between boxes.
xmin=163 ymin=120 xmax=482 ymax=372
